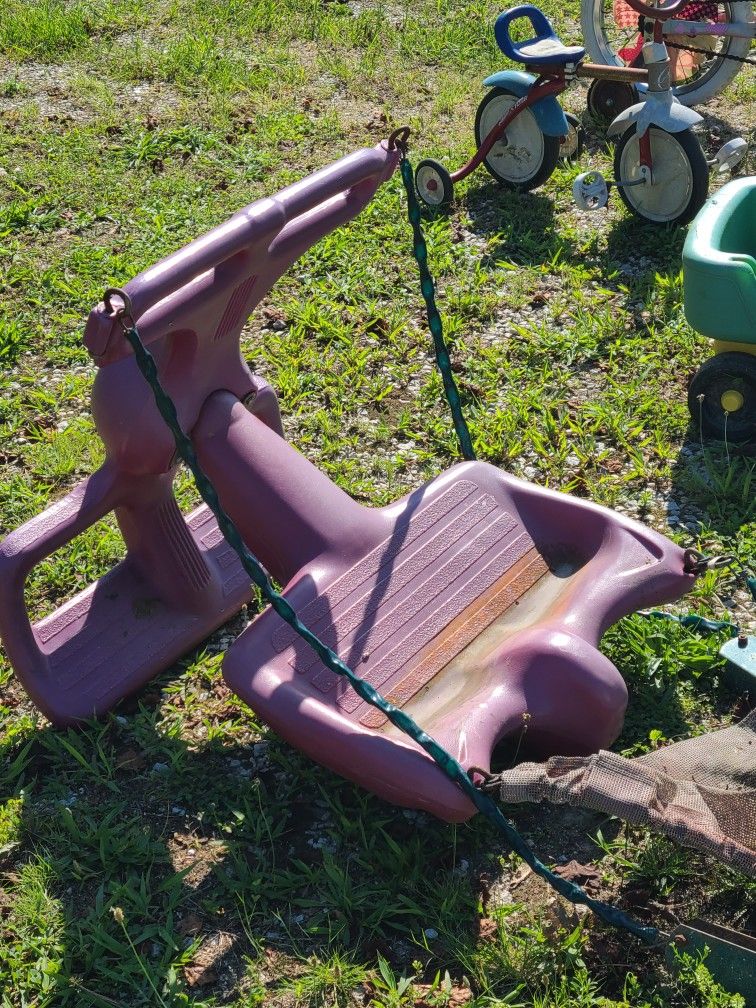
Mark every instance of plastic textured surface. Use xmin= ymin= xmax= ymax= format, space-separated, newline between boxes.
xmin=0 ymin=143 xmax=401 ymax=724
xmin=683 ymin=177 xmax=756 ymax=344
xmin=194 ymin=393 xmax=696 ymax=821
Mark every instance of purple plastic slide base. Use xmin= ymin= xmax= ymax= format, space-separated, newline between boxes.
xmin=28 ymin=505 xmax=251 ymax=723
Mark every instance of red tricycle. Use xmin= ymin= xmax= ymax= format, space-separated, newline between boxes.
xmin=415 ymin=0 xmax=745 ymax=225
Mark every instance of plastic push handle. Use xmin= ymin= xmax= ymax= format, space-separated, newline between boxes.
xmin=87 ymin=144 xmax=401 ymax=364
xmin=0 ymin=464 xmax=122 ymax=688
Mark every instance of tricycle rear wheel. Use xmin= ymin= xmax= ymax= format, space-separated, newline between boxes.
xmin=414 ymin=159 xmax=454 ymax=208
xmin=474 ymin=86 xmax=560 ymax=191
xmin=587 ymin=78 xmax=637 ymax=125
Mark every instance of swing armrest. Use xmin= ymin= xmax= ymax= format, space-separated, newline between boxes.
xmin=0 ymin=466 xmax=120 ymax=587
xmin=0 ymin=466 xmax=122 ymax=690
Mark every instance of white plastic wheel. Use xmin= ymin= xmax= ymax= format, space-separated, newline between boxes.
xmin=714 ymin=136 xmax=748 ymax=172
xmin=474 ymin=87 xmax=560 ymax=190
xmin=579 ymin=0 xmax=753 ymax=106
xmin=414 ymin=159 xmax=454 ymax=207
xmin=614 ymin=126 xmax=708 ymax=225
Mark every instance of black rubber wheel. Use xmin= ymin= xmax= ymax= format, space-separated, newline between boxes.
xmin=414 ymin=159 xmax=454 ymax=208
xmin=474 ymin=86 xmax=560 ymax=192
xmin=688 ymin=352 xmax=756 ymax=443
xmin=586 ymin=78 xmax=637 ymax=125
xmin=613 ymin=126 xmax=709 ymax=226
xmin=559 ymin=112 xmax=584 ymax=162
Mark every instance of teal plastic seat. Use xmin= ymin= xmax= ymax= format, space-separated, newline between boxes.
xmin=683 ymin=178 xmax=756 ymax=346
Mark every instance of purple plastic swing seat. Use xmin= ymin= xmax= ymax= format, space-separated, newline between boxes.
xmin=0 ymin=138 xmax=696 ymax=822
xmin=194 ymin=391 xmax=695 ymax=821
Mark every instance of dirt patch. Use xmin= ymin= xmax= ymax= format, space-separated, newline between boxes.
xmin=0 ymin=58 xmax=184 ymax=123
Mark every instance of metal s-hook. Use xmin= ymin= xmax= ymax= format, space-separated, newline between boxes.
xmin=388 ymin=125 xmax=411 ymax=156
xmin=102 ymin=287 xmax=135 ymax=332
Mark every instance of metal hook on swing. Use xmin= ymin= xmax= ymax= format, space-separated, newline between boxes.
xmin=102 ymin=287 xmax=135 ymax=331
xmin=388 ymin=125 xmax=411 ymax=155
xmin=682 ymin=548 xmax=737 ymax=576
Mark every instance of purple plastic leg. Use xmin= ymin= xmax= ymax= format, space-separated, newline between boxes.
xmin=0 ymin=142 xmax=402 ymax=723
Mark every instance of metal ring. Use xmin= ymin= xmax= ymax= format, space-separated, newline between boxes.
xmin=468 ymin=765 xmax=495 ymax=787
xmin=683 ymin=548 xmax=737 ymax=575
xmin=102 ymin=287 xmax=133 ymax=318
xmin=683 ymin=548 xmax=707 ymax=575
xmin=388 ymin=125 xmax=411 ymax=152
xmin=706 ymin=554 xmax=737 ymax=571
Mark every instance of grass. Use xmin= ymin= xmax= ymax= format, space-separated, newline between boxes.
xmin=1 ymin=0 xmax=755 ymax=1004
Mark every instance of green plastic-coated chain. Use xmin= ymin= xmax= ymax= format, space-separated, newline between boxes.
xmin=639 ymin=610 xmax=741 ymax=635
xmin=117 ymin=309 xmax=657 ymax=945
xmin=398 ymin=157 xmax=476 ymax=462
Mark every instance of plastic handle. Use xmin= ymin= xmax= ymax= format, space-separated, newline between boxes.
xmin=494 ymin=5 xmax=555 ymax=56
xmin=619 ymin=0 xmax=689 ymax=19
xmin=120 ymin=145 xmax=398 ymax=324
xmin=0 ymin=465 xmax=122 ymax=685
xmin=0 ymin=466 xmax=120 ymax=585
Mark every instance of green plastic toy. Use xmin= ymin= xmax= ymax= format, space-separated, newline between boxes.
xmin=683 ymin=178 xmax=756 ymax=443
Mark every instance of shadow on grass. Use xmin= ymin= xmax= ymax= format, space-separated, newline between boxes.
xmin=0 ymin=650 xmax=492 ymax=1006
xmin=459 ymin=182 xmax=572 ymax=269
xmin=0 ymin=646 xmax=661 ymax=1007
xmin=2 ymin=610 xmax=752 ymax=1005
xmin=601 ymin=209 xmax=689 ymax=276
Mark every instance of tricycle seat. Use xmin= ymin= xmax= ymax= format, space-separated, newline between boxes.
xmin=515 ymin=36 xmax=586 ymax=64
xmin=495 ymin=5 xmax=585 ymax=66
xmin=683 ymin=178 xmax=756 ymax=345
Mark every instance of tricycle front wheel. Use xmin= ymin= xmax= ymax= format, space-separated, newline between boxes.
xmin=614 ymin=126 xmax=708 ymax=226
xmin=474 ymin=86 xmax=560 ymax=191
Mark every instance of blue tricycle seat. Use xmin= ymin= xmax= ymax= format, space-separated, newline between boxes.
xmin=495 ymin=5 xmax=585 ymax=67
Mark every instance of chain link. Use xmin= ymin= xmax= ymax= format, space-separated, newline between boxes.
xmin=397 ymin=156 xmax=477 ymax=462
xmin=665 ymin=38 xmax=756 ymax=66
